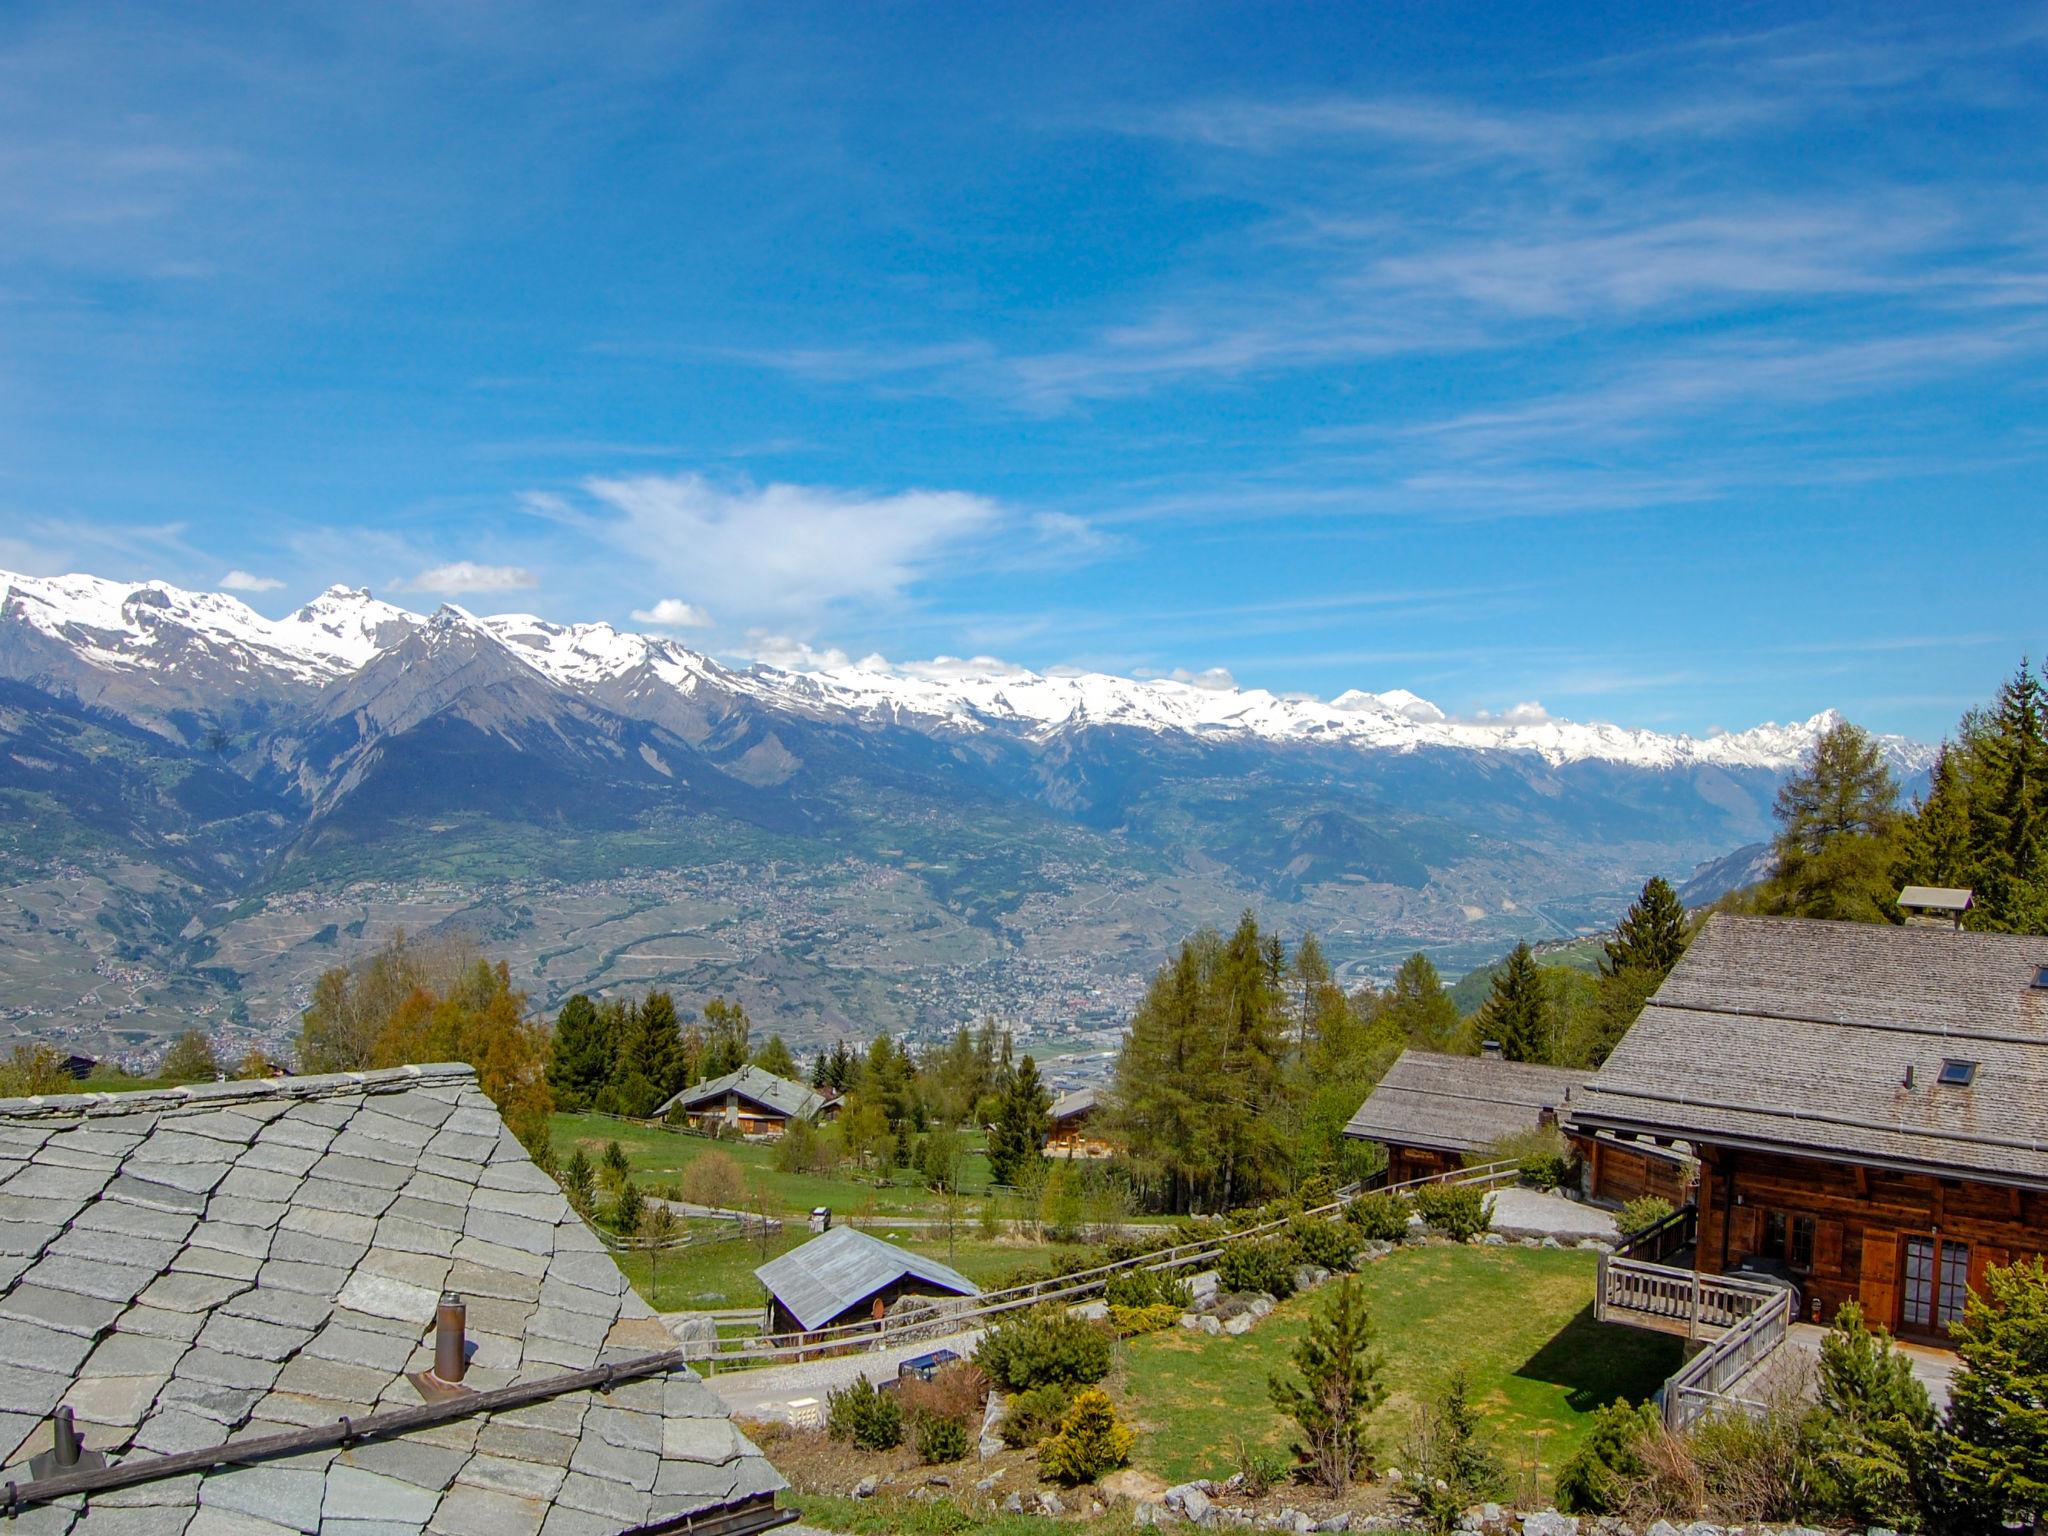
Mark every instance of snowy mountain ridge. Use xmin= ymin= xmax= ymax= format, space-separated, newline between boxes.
xmin=0 ymin=566 xmax=1935 ymax=773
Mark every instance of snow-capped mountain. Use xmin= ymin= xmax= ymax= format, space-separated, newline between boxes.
xmin=0 ymin=567 xmax=1934 ymax=777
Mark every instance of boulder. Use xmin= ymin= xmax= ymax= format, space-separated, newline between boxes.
xmin=1187 ymin=1270 xmax=1221 ymax=1306
xmin=1223 ymin=1313 xmax=1257 ymax=1336
xmin=980 ymin=1390 xmax=1007 ymax=1460
xmin=1004 ymin=1492 xmax=1026 ymax=1514
xmin=1291 ymin=1265 xmax=1330 ymax=1293
xmin=1166 ymin=1484 xmax=1213 ymax=1523
xmin=1199 ymin=1314 xmax=1224 ymax=1335
xmin=1039 ymin=1491 xmax=1066 ymax=1517
xmin=662 ymin=1312 xmax=720 ymax=1359
xmin=1073 ymin=1300 xmax=1111 ymax=1321
xmin=1520 ymin=1513 xmax=1577 ymax=1536
xmin=976 ymin=1474 xmax=1002 ymax=1494
xmin=1313 ymin=1517 xmax=1353 ymax=1533
xmin=1480 ymin=1233 xmax=1506 ymax=1246
xmin=1133 ymin=1503 xmax=1167 ymax=1527
xmin=853 ymin=1475 xmax=879 ymax=1499
xmin=1645 ymin=1522 xmax=1681 ymax=1536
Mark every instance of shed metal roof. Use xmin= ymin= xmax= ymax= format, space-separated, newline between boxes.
xmin=1574 ymin=913 xmax=2048 ymax=1188
xmin=1898 ymin=885 xmax=1974 ymax=912
xmin=752 ymin=1227 xmax=978 ymax=1332
xmin=0 ymin=1065 xmax=782 ymax=1534
xmin=1342 ymin=1048 xmax=1590 ymax=1156
xmin=655 ymin=1066 xmax=823 ymax=1123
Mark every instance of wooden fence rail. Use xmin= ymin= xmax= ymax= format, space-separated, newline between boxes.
xmin=1663 ymin=1288 xmax=1794 ymax=1430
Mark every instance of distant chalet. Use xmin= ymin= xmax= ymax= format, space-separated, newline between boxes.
xmin=1345 ymin=1046 xmax=1690 ymax=1204
xmin=1578 ymin=910 xmax=2048 ymax=1340
xmin=1045 ymin=1088 xmax=1113 ymax=1160
xmin=753 ymin=1226 xmax=978 ymax=1339
xmin=0 ymin=1064 xmax=786 ymax=1535
xmin=653 ymin=1066 xmax=834 ymax=1140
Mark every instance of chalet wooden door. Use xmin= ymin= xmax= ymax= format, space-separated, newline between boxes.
xmin=1901 ymin=1236 xmax=1971 ymax=1336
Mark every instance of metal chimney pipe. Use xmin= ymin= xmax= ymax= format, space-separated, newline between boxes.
xmin=53 ymin=1407 xmax=81 ymax=1469
xmin=435 ymin=1293 xmax=467 ymax=1383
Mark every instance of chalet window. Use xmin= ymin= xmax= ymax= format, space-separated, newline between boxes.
xmin=1763 ymin=1210 xmax=1788 ymax=1260
xmin=1938 ymin=1059 xmax=1979 ymax=1086
xmin=2034 ymin=965 xmax=2048 ymax=989
xmin=1790 ymin=1214 xmax=1816 ymax=1270
xmin=1903 ymin=1236 xmax=1972 ymax=1333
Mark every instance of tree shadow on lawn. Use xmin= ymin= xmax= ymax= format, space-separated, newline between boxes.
xmin=1509 ymin=1304 xmax=1683 ymax=1413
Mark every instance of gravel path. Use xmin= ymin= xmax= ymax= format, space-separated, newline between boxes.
xmin=703 ymin=1323 xmax=990 ymax=1421
xmin=1487 ymin=1186 xmax=1620 ymax=1241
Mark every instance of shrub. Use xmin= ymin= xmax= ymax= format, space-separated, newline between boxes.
xmin=681 ymin=1150 xmax=746 ymax=1211
xmin=973 ymin=1305 xmax=1112 ymax=1392
xmin=1555 ymin=1400 xmax=1657 ymax=1514
xmin=1291 ymin=1216 xmax=1361 ymax=1271
xmin=1346 ymin=1192 xmax=1412 ymax=1242
xmin=913 ymin=1410 xmax=970 ymax=1464
xmin=1617 ymin=1195 xmax=1674 ymax=1238
xmin=899 ymin=1362 xmax=988 ymax=1427
xmin=1104 ymin=1267 xmax=1192 ymax=1311
xmin=1233 ymin=1433 xmax=1287 ymax=1498
xmin=1403 ymin=1370 xmax=1508 ymax=1532
xmin=1480 ymin=1126 xmax=1575 ymax=1191
xmin=1411 ymin=1183 xmax=1491 ymax=1240
xmin=825 ymin=1375 xmax=903 ymax=1451
xmin=610 ymin=1178 xmax=645 ymax=1233
xmin=599 ymin=1139 xmax=629 ymax=1188
xmin=1682 ymin=1395 xmax=1811 ymax=1524
xmin=1269 ymin=1277 xmax=1386 ymax=1494
xmin=1037 ymin=1389 xmax=1134 ymax=1485
xmin=1217 ymin=1238 xmax=1297 ymax=1299
xmin=998 ymin=1382 xmax=1073 ymax=1449
xmin=774 ymin=1116 xmax=835 ymax=1175
xmin=1109 ymin=1302 xmax=1183 ymax=1337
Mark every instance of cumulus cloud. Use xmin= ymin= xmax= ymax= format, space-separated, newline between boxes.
xmin=630 ymin=597 xmax=714 ymax=629
xmin=218 ymin=569 xmax=284 ymax=592
xmin=1136 ymin=664 xmax=1239 ymax=691
xmin=581 ymin=473 xmax=999 ymax=619
xmin=730 ymin=632 xmax=866 ymax=671
xmin=399 ymin=562 xmax=538 ymax=594
xmin=1468 ymin=700 xmax=1551 ymax=723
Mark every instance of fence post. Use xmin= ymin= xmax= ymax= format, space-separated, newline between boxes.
xmin=1689 ymin=1270 xmax=1702 ymax=1341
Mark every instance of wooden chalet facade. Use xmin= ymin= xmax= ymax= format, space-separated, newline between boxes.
xmin=1578 ymin=911 xmax=2048 ymax=1343
xmin=1045 ymin=1087 xmax=1115 ymax=1159
xmin=654 ymin=1064 xmax=833 ymax=1139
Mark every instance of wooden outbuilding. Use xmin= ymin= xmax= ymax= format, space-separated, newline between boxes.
xmin=1577 ymin=910 xmax=2048 ymax=1342
xmin=753 ymin=1226 xmax=979 ymax=1339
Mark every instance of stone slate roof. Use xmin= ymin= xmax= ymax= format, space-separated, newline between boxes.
xmin=653 ymin=1067 xmax=822 ymax=1124
xmin=752 ymin=1227 xmax=978 ymax=1333
xmin=1574 ymin=914 xmax=2048 ymax=1188
xmin=1048 ymin=1089 xmax=1098 ymax=1124
xmin=0 ymin=1064 xmax=783 ymax=1535
xmin=1342 ymin=1049 xmax=1591 ymax=1157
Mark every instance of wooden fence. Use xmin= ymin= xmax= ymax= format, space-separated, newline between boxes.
xmin=1662 ymin=1288 xmax=1794 ymax=1430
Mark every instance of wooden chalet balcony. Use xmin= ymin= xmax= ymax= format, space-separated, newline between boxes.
xmin=1594 ymin=1202 xmax=1783 ymax=1341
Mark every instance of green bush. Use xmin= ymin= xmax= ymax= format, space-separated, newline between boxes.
xmin=973 ymin=1305 xmax=1112 ymax=1392
xmin=1233 ymin=1433 xmax=1287 ymax=1498
xmin=1480 ymin=1126 xmax=1575 ymax=1191
xmin=1036 ymin=1389 xmax=1134 ymax=1485
xmin=1403 ymin=1370 xmax=1507 ymax=1532
xmin=1291 ymin=1216 xmax=1361 ymax=1271
xmin=1411 ymin=1183 xmax=1491 ymax=1240
xmin=912 ymin=1410 xmax=970 ymax=1464
xmin=1216 ymin=1237 xmax=1298 ymax=1298
xmin=825 ymin=1375 xmax=903 ymax=1451
xmin=1617 ymin=1195 xmax=1674 ymax=1238
xmin=1517 ymin=1150 xmax=1574 ymax=1190
xmin=1346 ymin=1191 xmax=1412 ymax=1242
xmin=1104 ymin=1266 xmax=1192 ymax=1310
xmin=1555 ymin=1400 xmax=1657 ymax=1514
xmin=998 ymin=1382 xmax=1073 ymax=1449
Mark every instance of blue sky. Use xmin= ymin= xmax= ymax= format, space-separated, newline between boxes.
xmin=1 ymin=2 xmax=2044 ymax=739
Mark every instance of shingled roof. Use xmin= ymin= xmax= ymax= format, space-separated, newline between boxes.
xmin=752 ymin=1227 xmax=977 ymax=1333
xmin=654 ymin=1068 xmax=822 ymax=1124
xmin=0 ymin=1064 xmax=784 ymax=1535
xmin=1573 ymin=914 xmax=2048 ymax=1189
xmin=1342 ymin=1048 xmax=1591 ymax=1157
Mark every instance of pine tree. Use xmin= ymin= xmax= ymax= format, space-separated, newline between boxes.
xmin=1380 ymin=952 xmax=1460 ymax=1050
xmin=1762 ymin=719 xmax=1902 ymax=923
xmin=1970 ymin=665 xmax=2048 ymax=933
xmin=988 ymin=1053 xmax=1051 ymax=1188
xmin=1600 ymin=877 xmax=1690 ymax=980
xmin=546 ymin=994 xmax=614 ymax=1111
xmin=751 ymin=1033 xmax=798 ymax=1080
xmin=1940 ymin=1257 xmax=2048 ymax=1532
xmin=1405 ymin=1370 xmax=1508 ymax=1532
xmin=1806 ymin=1303 xmax=1932 ymax=1529
xmin=1898 ymin=744 xmax=1975 ymax=893
xmin=1268 ymin=1277 xmax=1387 ymax=1494
xmin=1478 ymin=943 xmax=1548 ymax=1062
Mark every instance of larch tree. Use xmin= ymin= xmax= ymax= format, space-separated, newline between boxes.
xmin=1761 ymin=718 xmax=1902 ymax=923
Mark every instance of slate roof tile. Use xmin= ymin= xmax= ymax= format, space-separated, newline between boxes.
xmin=0 ymin=1069 xmax=785 ymax=1534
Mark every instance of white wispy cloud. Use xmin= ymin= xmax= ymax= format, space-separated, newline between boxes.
xmin=398 ymin=561 xmax=538 ymax=594
xmin=630 ymin=597 xmax=714 ymax=629
xmin=218 ymin=569 xmax=283 ymax=592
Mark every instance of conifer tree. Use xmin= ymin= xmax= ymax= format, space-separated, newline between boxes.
xmin=988 ymin=1053 xmax=1051 ymax=1187
xmin=750 ymin=1033 xmax=797 ymax=1080
xmin=1971 ymin=666 xmax=2048 ymax=932
xmin=1761 ymin=719 xmax=1902 ymax=922
xmin=1899 ymin=744 xmax=1975 ymax=893
xmin=1269 ymin=1277 xmax=1386 ymax=1493
xmin=700 ymin=996 xmax=751 ymax=1078
xmin=1478 ymin=943 xmax=1548 ymax=1062
xmin=546 ymin=993 xmax=614 ymax=1111
xmin=1806 ymin=1303 xmax=1932 ymax=1529
xmin=1380 ymin=952 xmax=1460 ymax=1051
xmin=1940 ymin=1257 xmax=2048 ymax=1533
xmin=1600 ymin=877 xmax=1690 ymax=980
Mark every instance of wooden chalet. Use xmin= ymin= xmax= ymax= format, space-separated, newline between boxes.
xmin=1577 ymin=908 xmax=2048 ymax=1344
xmin=1045 ymin=1087 xmax=1115 ymax=1159
xmin=1344 ymin=1046 xmax=1689 ymax=1201
xmin=654 ymin=1064 xmax=834 ymax=1139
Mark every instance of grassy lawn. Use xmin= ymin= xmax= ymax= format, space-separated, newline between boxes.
xmin=616 ymin=1226 xmax=1097 ymax=1311
xmin=551 ymin=1111 xmax=999 ymax=1220
xmin=1116 ymin=1245 xmax=1682 ymax=1492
